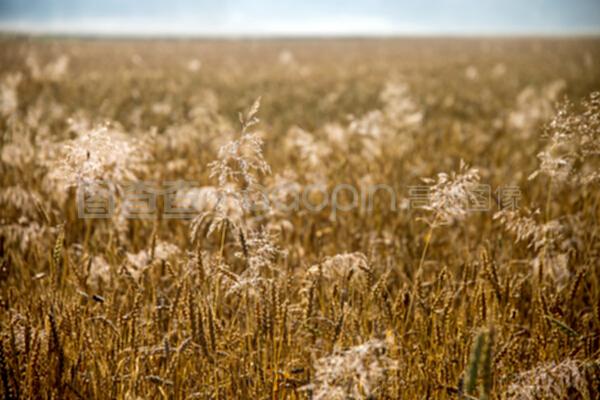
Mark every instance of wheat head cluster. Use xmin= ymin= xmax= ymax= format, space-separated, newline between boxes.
xmin=0 ymin=38 xmax=600 ymax=399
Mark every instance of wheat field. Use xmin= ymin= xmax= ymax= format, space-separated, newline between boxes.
xmin=1 ymin=37 xmax=600 ymax=399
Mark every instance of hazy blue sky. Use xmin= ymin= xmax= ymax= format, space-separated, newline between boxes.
xmin=0 ymin=0 xmax=599 ymax=36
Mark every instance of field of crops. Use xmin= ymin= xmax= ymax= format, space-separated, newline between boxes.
xmin=1 ymin=37 xmax=600 ymax=399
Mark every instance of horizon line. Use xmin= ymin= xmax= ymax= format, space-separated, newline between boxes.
xmin=2 ymin=29 xmax=600 ymax=40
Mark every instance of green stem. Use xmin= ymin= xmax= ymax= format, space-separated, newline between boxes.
xmin=219 ymin=219 xmax=227 ymax=259
xmin=545 ymin=176 xmax=553 ymax=222
xmin=417 ymin=224 xmax=434 ymax=278
xmin=404 ymin=221 xmax=436 ymax=328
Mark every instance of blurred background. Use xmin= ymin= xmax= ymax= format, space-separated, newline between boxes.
xmin=0 ymin=0 xmax=599 ymax=37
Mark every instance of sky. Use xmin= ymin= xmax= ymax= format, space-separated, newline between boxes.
xmin=0 ymin=0 xmax=599 ymax=36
